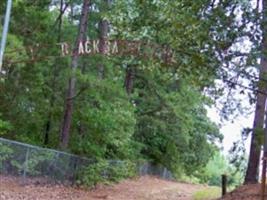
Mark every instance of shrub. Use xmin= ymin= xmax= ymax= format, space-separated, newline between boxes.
xmin=77 ymin=160 xmax=136 ymax=187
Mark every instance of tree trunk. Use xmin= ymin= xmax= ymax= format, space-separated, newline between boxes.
xmin=245 ymin=95 xmax=266 ymax=184
xmin=124 ymin=65 xmax=135 ymax=94
xmin=245 ymin=0 xmax=267 ymax=184
xmin=60 ymin=0 xmax=90 ymax=149
xmin=98 ymin=0 xmax=111 ymax=79
xmin=44 ymin=0 xmax=64 ymax=146
xmin=44 ymin=118 xmax=51 ymax=145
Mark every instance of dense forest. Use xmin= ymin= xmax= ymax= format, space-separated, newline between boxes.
xmin=0 ymin=0 xmax=266 ymax=187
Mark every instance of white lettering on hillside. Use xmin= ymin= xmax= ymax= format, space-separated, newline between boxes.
xmin=60 ymin=42 xmax=69 ymax=56
xmin=59 ymin=39 xmax=177 ymax=64
xmin=92 ymin=40 xmax=99 ymax=54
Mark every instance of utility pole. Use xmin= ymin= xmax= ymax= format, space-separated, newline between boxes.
xmin=0 ymin=0 xmax=12 ymax=72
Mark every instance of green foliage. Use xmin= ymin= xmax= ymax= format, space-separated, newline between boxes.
xmin=0 ymin=116 xmax=12 ymax=136
xmin=195 ymin=152 xmax=244 ymax=187
xmin=133 ymin=67 xmax=221 ymax=177
xmin=197 ymin=152 xmax=228 ymax=186
xmin=77 ymin=160 xmax=136 ymax=187
xmin=70 ymin=73 xmax=139 ymax=159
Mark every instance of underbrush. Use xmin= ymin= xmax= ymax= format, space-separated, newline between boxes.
xmin=77 ymin=160 xmax=137 ymax=187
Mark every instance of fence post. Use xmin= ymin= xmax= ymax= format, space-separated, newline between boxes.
xmin=222 ymin=174 xmax=227 ymax=197
xmin=22 ymin=147 xmax=30 ymax=184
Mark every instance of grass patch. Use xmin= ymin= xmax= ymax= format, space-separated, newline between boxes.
xmin=193 ymin=187 xmax=221 ymax=200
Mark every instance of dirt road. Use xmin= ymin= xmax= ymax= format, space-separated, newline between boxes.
xmin=0 ymin=175 xmax=207 ymax=200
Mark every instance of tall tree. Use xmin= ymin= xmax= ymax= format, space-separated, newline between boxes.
xmin=245 ymin=0 xmax=267 ymax=184
xmin=44 ymin=0 xmax=67 ymax=146
xmin=60 ymin=0 xmax=90 ymax=148
xmin=98 ymin=0 xmax=111 ymax=79
xmin=124 ymin=65 xmax=135 ymax=95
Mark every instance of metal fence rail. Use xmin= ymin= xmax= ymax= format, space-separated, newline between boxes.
xmin=0 ymin=137 xmax=173 ymax=184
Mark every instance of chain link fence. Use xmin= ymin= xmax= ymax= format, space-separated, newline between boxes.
xmin=138 ymin=162 xmax=173 ymax=180
xmin=0 ymin=137 xmax=94 ymax=184
xmin=0 ymin=137 xmax=173 ymax=184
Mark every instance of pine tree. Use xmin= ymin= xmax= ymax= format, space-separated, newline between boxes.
xmin=245 ymin=0 xmax=267 ymax=184
xmin=60 ymin=0 xmax=91 ymax=148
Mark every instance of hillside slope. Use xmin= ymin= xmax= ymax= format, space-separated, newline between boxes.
xmin=218 ymin=184 xmax=267 ymax=200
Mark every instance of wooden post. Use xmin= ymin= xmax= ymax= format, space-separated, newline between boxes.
xmin=222 ymin=174 xmax=227 ymax=197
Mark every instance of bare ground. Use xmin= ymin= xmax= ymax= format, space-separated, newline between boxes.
xmin=218 ymin=184 xmax=267 ymax=200
xmin=0 ymin=175 xmax=207 ymax=200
